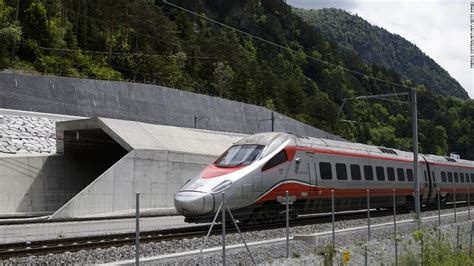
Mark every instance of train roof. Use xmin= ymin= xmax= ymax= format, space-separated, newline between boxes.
xmin=234 ymin=132 xmax=474 ymax=168
xmin=422 ymin=154 xmax=474 ymax=169
xmin=298 ymin=135 xmax=474 ymax=168
xmin=235 ymin=132 xmax=296 ymax=146
xmin=298 ymin=135 xmax=412 ymax=159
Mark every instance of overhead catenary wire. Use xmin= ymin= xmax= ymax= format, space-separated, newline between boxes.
xmin=37 ymin=46 xmax=217 ymax=60
xmin=162 ymin=0 xmax=414 ymax=92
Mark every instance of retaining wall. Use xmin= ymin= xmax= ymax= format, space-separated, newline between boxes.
xmin=0 ymin=72 xmax=342 ymax=140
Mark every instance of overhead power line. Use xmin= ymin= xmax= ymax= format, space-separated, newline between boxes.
xmin=38 ymin=46 xmax=216 ymax=59
xmin=162 ymin=0 xmax=414 ymax=91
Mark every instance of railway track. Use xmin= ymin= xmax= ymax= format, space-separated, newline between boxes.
xmin=0 ymin=204 xmax=466 ymax=259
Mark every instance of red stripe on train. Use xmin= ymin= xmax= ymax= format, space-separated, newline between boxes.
xmin=255 ymin=182 xmax=418 ymax=204
xmin=200 ymin=164 xmax=244 ymax=179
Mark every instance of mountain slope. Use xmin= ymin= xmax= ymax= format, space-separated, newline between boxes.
xmin=293 ymin=8 xmax=469 ymax=99
xmin=0 ymin=0 xmax=472 ymax=158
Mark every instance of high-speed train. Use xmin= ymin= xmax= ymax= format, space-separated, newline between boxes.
xmin=174 ymin=132 xmax=474 ymax=223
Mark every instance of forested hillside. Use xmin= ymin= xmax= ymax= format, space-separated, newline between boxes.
xmin=0 ymin=0 xmax=472 ymax=159
xmin=293 ymin=8 xmax=469 ymax=99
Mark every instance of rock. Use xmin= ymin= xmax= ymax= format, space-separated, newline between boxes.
xmin=0 ymin=114 xmax=59 ymax=154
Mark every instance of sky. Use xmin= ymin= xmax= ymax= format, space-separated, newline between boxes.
xmin=286 ymin=0 xmax=474 ymax=98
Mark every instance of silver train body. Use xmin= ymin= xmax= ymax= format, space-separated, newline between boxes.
xmin=174 ymin=132 xmax=474 ymax=223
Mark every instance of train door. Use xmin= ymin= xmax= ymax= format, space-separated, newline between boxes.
xmin=429 ymin=166 xmax=438 ymax=203
xmin=420 ymin=155 xmax=432 ymax=204
xmin=307 ymin=153 xmax=317 ymax=190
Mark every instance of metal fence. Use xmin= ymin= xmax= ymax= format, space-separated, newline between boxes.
xmin=0 ymin=188 xmax=473 ymax=265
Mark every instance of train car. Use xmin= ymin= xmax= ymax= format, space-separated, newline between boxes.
xmin=174 ymin=132 xmax=474 ymax=223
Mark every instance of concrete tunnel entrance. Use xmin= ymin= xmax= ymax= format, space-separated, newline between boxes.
xmin=53 ymin=129 xmax=129 ymax=213
xmin=48 ymin=117 xmax=242 ymax=219
xmin=63 ymin=128 xmax=128 ymax=173
xmin=0 ymin=120 xmax=130 ymax=217
xmin=0 ymin=117 xmax=242 ymax=219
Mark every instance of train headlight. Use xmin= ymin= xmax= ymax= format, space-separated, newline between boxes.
xmin=211 ymin=180 xmax=233 ymax=194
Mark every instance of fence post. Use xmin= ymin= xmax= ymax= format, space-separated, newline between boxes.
xmin=393 ymin=189 xmax=397 ymax=266
xmin=469 ymin=188 xmax=471 ymax=220
xmin=365 ymin=189 xmax=370 ymax=266
xmin=470 ymin=221 xmax=473 ymax=256
xmin=438 ymin=188 xmax=441 ymax=241
xmin=456 ymin=225 xmax=460 ymax=252
xmin=286 ymin=190 xmax=290 ymax=258
xmin=331 ymin=189 xmax=335 ymax=249
xmin=222 ymin=193 xmax=226 ymax=266
xmin=135 ymin=192 xmax=140 ymax=266
xmin=224 ymin=198 xmax=256 ymax=264
xmin=454 ymin=188 xmax=457 ymax=223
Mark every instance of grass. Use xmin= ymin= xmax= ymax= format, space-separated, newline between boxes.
xmin=400 ymin=227 xmax=474 ymax=266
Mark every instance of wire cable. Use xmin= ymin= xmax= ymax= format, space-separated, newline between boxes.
xmin=38 ymin=46 xmax=217 ymax=59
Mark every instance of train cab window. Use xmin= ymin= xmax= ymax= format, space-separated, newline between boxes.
xmin=336 ymin=164 xmax=348 ymax=180
xmin=441 ymin=172 xmax=446 ymax=182
xmin=407 ymin=169 xmax=414 ymax=182
xmin=376 ymin=166 xmax=385 ymax=181
xmin=397 ymin=168 xmax=405 ymax=181
xmin=448 ymin=172 xmax=453 ymax=183
xmin=454 ymin=173 xmax=459 ymax=183
xmin=387 ymin=167 xmax=396 ymax=181
xmin=215 ymin=144 xmax=264 ymax=167
xmin=320 ymin=162 xmax=333 ymax=180
xmin=364 ymin=165 xmax=374 ymax=181
xmin=350 ymin=165 xmax=362 ymax=180
xmin=460 ymin=173 xmax=465 ymax=183
xmin=262 ymin=150 xmax=288 ymax=171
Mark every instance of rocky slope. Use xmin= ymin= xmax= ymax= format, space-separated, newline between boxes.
xmin=0 ymin=115 xmax=57 ymax=154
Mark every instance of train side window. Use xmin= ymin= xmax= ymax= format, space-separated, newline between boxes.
xmin=460 ymin=173 xmax=465 ymax=183
xmin=471 ymin=173 xmax=474 ymax=183
xmin=448 ymin=172 xmax=453 ymax=183
xmin=397 ymin=168 xmax=405 ymax=181
xmin=432 ymin=172 xmax=436 ymax=182
xmin=466 ymin=173 xmax=471 ymax=183
xmin=364 ymin=165 xmax=374 ymax=181
xmin=376 ymin=166 xmax=385 ymax=181
xmin=387 ymin=167 xmax=395 ymax=181
xmin=262 ymin=150 xmax=288 ymax=171
xmin=441 ymin=172 xmax=446 ymax=182
xmin=407 ymin=169 xmax=414 ymax=182
xmin=336 ymin=163 xmax=348 ymax=180
xmin=350 ymin=165 xmax=362 ymax=180
xmin=424 ymin=171 xmax=427 ymax=182
xmin=454 ymin=172 xmax=459 ymax=183
xmin=320 ymin=162 xmax=332 ymax=180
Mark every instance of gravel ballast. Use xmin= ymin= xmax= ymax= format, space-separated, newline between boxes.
xmin=1 ymin=207 xmax=471 ymax=264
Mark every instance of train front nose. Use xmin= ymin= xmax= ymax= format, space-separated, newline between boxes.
xmin=174 ymin=191 xmax=214 ymax=215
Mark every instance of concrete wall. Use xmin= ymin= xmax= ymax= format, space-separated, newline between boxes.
xmin=50 ymin=150 xmax=215 ymax=219
xmin=0 ymin=154 xmax=96 ymax=214
xmin=0 ymin=72 xmax=342 ymax=140
xmin=47 ymin=117 xmax=245 ymax=219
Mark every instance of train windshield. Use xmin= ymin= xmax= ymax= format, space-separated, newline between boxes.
xmin=214 ymin=145 xmax=264 ymax=167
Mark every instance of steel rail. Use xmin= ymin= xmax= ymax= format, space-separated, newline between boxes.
xmin=0 ymin=202 xmax=467 ymax=260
